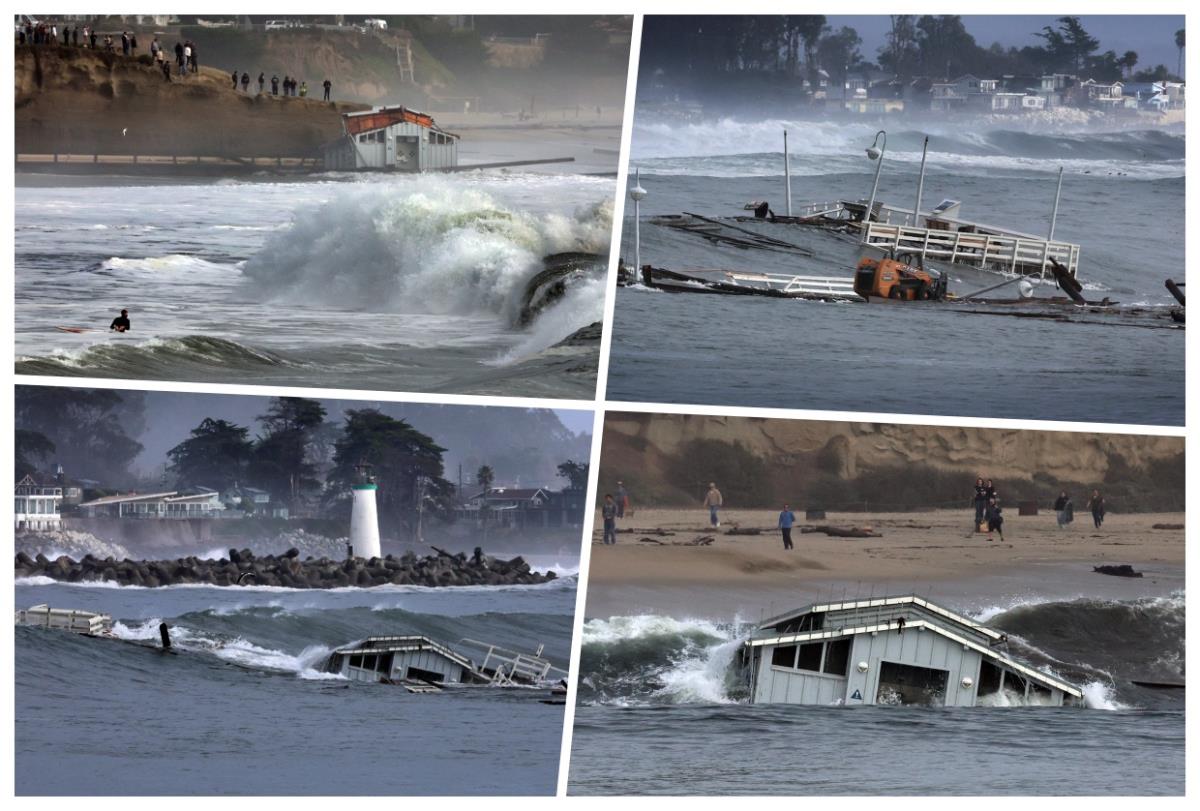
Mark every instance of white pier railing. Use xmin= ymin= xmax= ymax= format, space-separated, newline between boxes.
xmin=723 ymin=271 xmax=861 ymax=299
xmin=862 ymin=222 xmax=1080 ymax=278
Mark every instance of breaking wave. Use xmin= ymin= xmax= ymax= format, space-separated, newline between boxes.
xmin=15 ymin=335 xmax=297 ymax=377
xmin=581 ymin=594 xmax=1184 ymax=710
xmin=241 ymin=181 xmax=612 ymax=334
xmin=633 ymin=118 xmax=1184 ymax=180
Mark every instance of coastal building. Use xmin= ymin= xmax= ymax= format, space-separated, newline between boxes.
xmin=222 ymin=485 xmax=280 ymax=517
xmin=14 ymin=474 xmax=63 ymax=531
xmin=322 ymin=106 xmax=460 ymax=172
xmin=76 ymin=488 xmax=225 ymax=519
xmin=744 ymin=595 xmax=1082 ymax=707
xmin=455 ymin=486 xmax=584 ymax=528
xmin=1081 ymin=79 xmax=1125 ymax=109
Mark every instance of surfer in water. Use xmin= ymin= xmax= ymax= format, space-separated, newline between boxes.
xmin=109 ymin=309 xmax=131 ymax=332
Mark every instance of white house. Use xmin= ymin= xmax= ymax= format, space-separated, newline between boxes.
xmin=77 ymin=489 xmax=225 ymax=519
xmin=322 ymin=107 xmax=460 ymax=172
xmin=14 ymin=474 xmax=63 ymax=531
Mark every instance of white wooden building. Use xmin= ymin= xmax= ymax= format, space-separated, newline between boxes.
xmin=14 ymin=474 xmax=63 ymax=531
xmin=322 ymin=106 xmax=460 ymax=172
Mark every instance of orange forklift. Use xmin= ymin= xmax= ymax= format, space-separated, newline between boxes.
xmin=853 ymin=248 xmax=948 ymax=302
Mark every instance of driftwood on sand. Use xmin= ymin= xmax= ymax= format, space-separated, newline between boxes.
xmin=799 ymin=525 xmax=882 ymax=538
xmin=1093 ymin=564 xmax=1143 ymax=578
xmin=1151 ymin=523 xmax=1185 ymax=530
xmin=637 ymin=536 xmax=715 ymax=546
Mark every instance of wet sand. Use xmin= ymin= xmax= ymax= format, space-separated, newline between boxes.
xmin=585 ymin=508 xmax=1184 ymax=617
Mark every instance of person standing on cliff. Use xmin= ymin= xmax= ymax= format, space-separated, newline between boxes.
xmin=778 ymin=504 xmax=796 ymax=550
xmin=231 ymin=69 xmax=239 ymax=89
xmin=241 ymin=72 xmax=250 ymax=93
xmin=271 ymin=75 xmax=279 ymax=95
xmin=188 ymin=42 xmax=198 ymax=72
xmin=130 ymin=33 xmax=138 ymax=55
xmin=89 ymin=29 xmax=96 ymax=49
xmin=174 ymin=40 xmax=184 ymax=72
xmin=258 ymin=72 xmax=265 ymax=93
xmin=323 ymin=78 xmax=332 ymax=101
xmin=704 ymin=483 xmax=723 ymax=528
xmin=121 ymin=32 xmax=129 ymax=56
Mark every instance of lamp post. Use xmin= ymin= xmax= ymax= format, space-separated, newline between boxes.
xmin=630 ymin=168 xmax=647 ymax=274
xmin=861 ymin=130 xmax=887 ymax=243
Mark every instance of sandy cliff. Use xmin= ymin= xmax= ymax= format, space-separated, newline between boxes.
xmin=15 ymin=45 xmax=368 ymax=157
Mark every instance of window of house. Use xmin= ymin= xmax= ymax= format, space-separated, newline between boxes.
xmin=771 ymin=645 xmax=797 ymax=668
xmin=822 ymin=638 xmax=851 ymax=676
xmin=796 ymin=642 xmax=823 ymax=672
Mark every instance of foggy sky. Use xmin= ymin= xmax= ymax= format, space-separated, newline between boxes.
xmin=827 ymin=15 xmax=1185 ymax=75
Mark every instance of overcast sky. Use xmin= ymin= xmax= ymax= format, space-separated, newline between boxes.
xmin=827 ymin=15 xmax=1185 ymax=74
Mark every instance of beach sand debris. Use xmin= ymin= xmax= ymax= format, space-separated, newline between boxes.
xmin=1093 ymin=564 xmax=1144 ymax=578
xmin=799 ymin=525 xmax=882 ymax=538
xmin=1151 ymin=523 xmax=1185 ymax=530
xmin=637 ymin=535 xmax=715 ymax=546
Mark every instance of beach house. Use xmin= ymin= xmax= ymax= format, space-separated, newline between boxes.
xmin=322 ymin=106 xmax=460 ymax=172
xmin=744 ymin=595 xmax=1082 ymax=707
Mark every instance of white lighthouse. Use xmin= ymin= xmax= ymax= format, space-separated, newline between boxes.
xmin=349 ymin=463 xmax=381 ymax=560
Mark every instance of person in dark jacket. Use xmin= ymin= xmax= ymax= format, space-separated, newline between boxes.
xmin=258 ymin=72 xmax=265 ymax=93
xmin=972 ymin=477 xmax=987 ymax=528
xmin=1054 ymin=491 xmax=1073 ymax=528
xmin=601 ymin=494 xmax=618 ymax=545
xmin=1087 ymin=490 xmax=1106 ymax=528
xmin=323 ymin=78 xmax=332 ymax=101
xmin=985 ymin=498 xmax=1004 ymax=542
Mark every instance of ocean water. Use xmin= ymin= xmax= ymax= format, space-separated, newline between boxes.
xmin=608 ymin=119 xmax=1185 ymax=424
xmin=15 ymin=172 xmax=614 ymax=398
xmin=568 ymin=592 xmax=1185 ymax=795
xmin=15 ymin=577 xmax=576 ymax=795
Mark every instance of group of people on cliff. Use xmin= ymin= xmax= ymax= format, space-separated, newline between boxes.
xmin=231 ymin=71 xmax=333 ymax=101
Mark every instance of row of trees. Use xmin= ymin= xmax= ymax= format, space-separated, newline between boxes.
xmin=642 ymin=15 xmax=1184 ymax=89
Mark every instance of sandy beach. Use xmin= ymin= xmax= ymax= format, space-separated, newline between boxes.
xmin=585 ymin=507 xmax=1184 ymax=617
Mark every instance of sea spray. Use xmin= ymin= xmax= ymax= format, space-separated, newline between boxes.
xmin=241 ymin=181 xmax=612 ymax=326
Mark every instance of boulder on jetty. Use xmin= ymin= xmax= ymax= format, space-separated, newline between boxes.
xmin=13 ymin=548 xmax=557 ymax=589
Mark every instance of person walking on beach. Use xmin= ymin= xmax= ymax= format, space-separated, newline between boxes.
xmin=985 ymin=497 xmax=1004 ymax=542
xmin=1054 ymin=491 xmax=1073 ymax=529
xmin=616 ymin=481 xmax=629 ymax=518
xmin=323 ymin=78 xmax=332 ymax=101
xmin=1087 ymin=489 xmax=1106 ymax=528
xmin=601 ymin=494 xmax=618 ymax=545
xmin=778 ymin=504 xmax=796 ymax=550
xmin=704 ymin=483 xmax=723 ymax=528
xmin=972 ymin=477 xmax=987 ymax=529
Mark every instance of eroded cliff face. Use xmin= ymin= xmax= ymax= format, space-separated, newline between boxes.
xmin=15 ymin=46 xmax=367 ymax=157
xmin=603 ymin=412 xmax=1182 ymax=493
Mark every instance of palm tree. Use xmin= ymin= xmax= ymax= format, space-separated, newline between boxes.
xmin=475 ymin=465 xmax=495 ymax=492
xmin=1175 ymin=29 xmax=1185 ymax=79
xmin=1120 ymin=50 xmax=1138 ymax=79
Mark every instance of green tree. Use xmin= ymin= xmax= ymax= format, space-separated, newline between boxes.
xmin=1037 ymin=16 xmax=1100 ymax=73
xmin=476 ymin=464 xmax=496 ymax=491
xmin=167 ymin=418 xmax=253 ymax=492
xmin=249 ymin=397 xmax=327 ymax=508
xmin=15 ymin=386 xmax=143 ymax=484
xmin=879 ymin=15 xmax=919 ymax=79
xmin=557 ymin=459 xmax=590 ymax=491
xmin=817 ymin=26 xmax=865 ymax=90
xmin=326 ymin=409 xmax=455 ymax=536
xmin=1119 ymin=50 xmax=1139 ymax=78
xmin=15 ymin=429 xmax=55 ymax=478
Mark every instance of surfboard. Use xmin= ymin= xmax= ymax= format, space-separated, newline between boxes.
xmin=55 ymin=326 xmax=94 ymax=334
